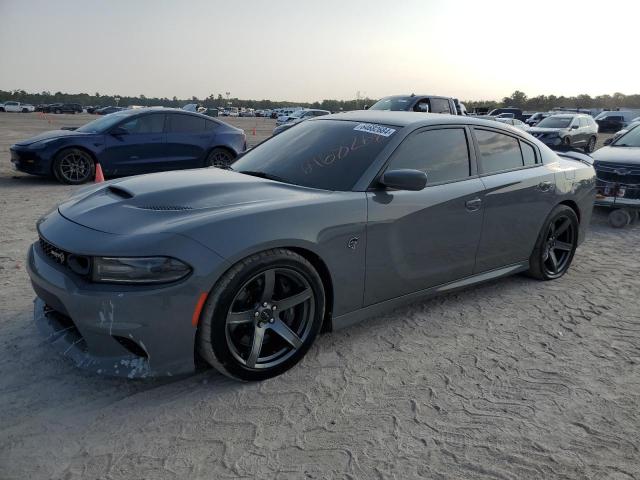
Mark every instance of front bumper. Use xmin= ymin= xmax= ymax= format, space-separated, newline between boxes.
xmin=27 ymin=211 xmax=229 ymax=378
xmin=10 ymin=146 xmax=51 ymax=175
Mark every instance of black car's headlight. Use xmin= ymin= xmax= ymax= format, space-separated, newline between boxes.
xmin=92 ymin=256 xmax=191 ymax=284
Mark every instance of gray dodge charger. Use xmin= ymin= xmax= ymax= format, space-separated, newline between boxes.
xmin=27 ymin=111 xmax=596 ymax=380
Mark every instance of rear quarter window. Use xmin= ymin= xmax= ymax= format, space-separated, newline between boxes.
xmin=475 ymin=129 xmax=524 ymax=173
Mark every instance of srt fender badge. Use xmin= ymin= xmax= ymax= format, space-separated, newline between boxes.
xmin=347 ymin=237 xmax=359 ymax=250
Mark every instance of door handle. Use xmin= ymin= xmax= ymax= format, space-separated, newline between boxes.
xmin=465 ymin=198 xmax=482 ymax=212
xmin=538 ymin=181 xmax=553 ymax=192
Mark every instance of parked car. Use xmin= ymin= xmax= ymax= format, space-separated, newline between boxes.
xmin=594 ymin=110 xmax=640 ymax=133
xmin=487 ymin=107 xmax=525 ymax=120
xmin=528 ymin=114 xmax=599 ymax=153
xmin=369 ymin=94 xmax=461 ymax=115
xmin=526 ymin=112 xmax=551 ymax=126
xmin=222 ymin=107 xmax=239 ymax=117
xmin=495 ymin=113 xmax=515 ymax=119
xmin=95 ymin=106 xmax=125 ymax=115
xmin=0 ymin=101 xmax=35 ymax=113
xmin=44 ymin=103 xmax=83 ymax=114
xmin=495 ymin=117 xmax=530 ymax=131
xmin=592 ymin=124 xmax=640 ymax=227
xmin=273 ymin=109 xmax=331 ymax=134
xmin=86 ymin=105 xmax=103 ymax=114
xmin=275 ymin=109 xmax=331 ymax=127
xmin=604 ymin=119 xmax=640 ymax=145
xmin=10 ymin=108 xmax=246 ymax=184
xmin=27 ymin=111 xmax=595 ymax=379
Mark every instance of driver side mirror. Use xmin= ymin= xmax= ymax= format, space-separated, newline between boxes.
xmin=110 ymin=126 xmax=129 ymax=136
xmin=571 ymin=124 xmax=579 ymax=129
xmin=380 ymin=169 xmax=427 ymax=191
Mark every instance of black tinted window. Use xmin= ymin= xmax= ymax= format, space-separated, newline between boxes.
xmin=475 ymin=129 xmax=523 ymax=173
xmin=520 ymin=141 xmax=536 ymax=166
xmin=119 ymin=114 xmax=165 ymax=134
xmin=430 ymin=98 xmax=451 ymax=114
xmin=231 ymin=120 xmax=397 ymax=191
xmin=168 ymin=114 xmax=206 ymax=133
xmin=387 ymin=128 xmax=470 ymax=184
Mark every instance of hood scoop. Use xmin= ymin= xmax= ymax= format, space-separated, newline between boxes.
xmin=107 ymin=185 xmax=134 ymax=199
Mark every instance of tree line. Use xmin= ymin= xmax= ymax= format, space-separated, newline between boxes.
xmin=1 ymin=89 xmax=639 ymax=112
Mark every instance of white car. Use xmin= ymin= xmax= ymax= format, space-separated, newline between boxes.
xmin=1 ymin=101 xmax=35 ymax=113
xmin=495 ymin=117 xmax=530 ymax=131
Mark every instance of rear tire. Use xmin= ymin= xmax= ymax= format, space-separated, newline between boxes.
xmin=52 ymin=148 xmax=95 ymax=185
xmin=528 ymin=205 xmax=579 ymax=280
xmin=204 ymin=147 xmax=235 ymax=168
xmin=197 ymin=249 xmax=325 ymax=381
xmin=584 ymin=136 xmax=596 ymax=153
xmin=608 ymin=209 xmax=631 ymax=228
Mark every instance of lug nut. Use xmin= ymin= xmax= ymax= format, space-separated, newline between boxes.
xmin=269 ymin=318 xmax=274 ymax=323
xmin=254 ymin=312 xmax=260 ymax=317
xmin=263 ymin=302 xmax=268 ymax=307
xmin=272 ymin=305 xmax=277 ymax=311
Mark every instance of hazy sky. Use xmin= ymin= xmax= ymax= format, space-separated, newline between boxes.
xmin=1 ymin=0 xmax=638 ymax=102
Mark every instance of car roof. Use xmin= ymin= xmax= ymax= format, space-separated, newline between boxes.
xmin=380 ymin=94 xmax=451 ymax=100
xmin=114 ymin=107 xmax=214 ymax=120
xmin=316 ymin=110 xmax=528 ymax=131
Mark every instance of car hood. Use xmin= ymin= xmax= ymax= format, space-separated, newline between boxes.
xmin=528 ymin=127 xmax=567 ymax=134
xmin=592 ymin=146 xmax=640 ymax=165
xmin=58 ymin=168 xmax=330 ymax=235
xmin=15 ymin=129 xmax=93 ymax=146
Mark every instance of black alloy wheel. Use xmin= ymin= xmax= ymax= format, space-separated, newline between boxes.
xmin=528 ymin=205 xmax=579 ymax=280
xmin=197 ymin=249 xmax=325 ymax=381
xmin=584 ymin=136 xmax=596 ymax=153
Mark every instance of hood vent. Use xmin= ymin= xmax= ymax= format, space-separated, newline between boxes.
xmin=137 ymin=205 xmax=193 ymax=211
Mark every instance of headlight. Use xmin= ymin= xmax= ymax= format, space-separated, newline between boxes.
xmin=30 ymin=138 xmax=59 ymax=149
xmin=92 ymin=256 xmax=191 ymax=284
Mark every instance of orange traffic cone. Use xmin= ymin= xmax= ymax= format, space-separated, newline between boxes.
xmin=95 ymin=162 xmax=105 ymax=183
xmin=252 ymin=127 xmax=256 ymax=136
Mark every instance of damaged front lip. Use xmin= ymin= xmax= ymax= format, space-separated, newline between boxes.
xmin=34 ymin=297 xmax=157 ymax=379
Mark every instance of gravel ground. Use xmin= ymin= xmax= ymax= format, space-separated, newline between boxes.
xmin=1 ymin=113 xmax=638 ymax=480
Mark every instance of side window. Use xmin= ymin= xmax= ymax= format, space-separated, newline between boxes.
xmin=387 ymin=128 xmax=470 ymax=184
xmin=119 ymin=114 xmax=165 ymax=134
xmin=413 ymin=99 xmax=429 ymax=112
xmin=520 ymin=141 xmax=537 ymax=166
xmin=578 ymin=117 xmax=587 ymax=127
xmin=168 ymin=114 xmax=206 ymax=133
xmin=429 ymin=98 xmax=451 ymax=114
xmin=205 ymin=119 xmax=220 ymax=131
xmin=475 ymin=129 xmax=524 ymax=173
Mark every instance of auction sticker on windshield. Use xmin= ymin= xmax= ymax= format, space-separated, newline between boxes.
xmin=353 ymin=123 xmax=396 ymax=137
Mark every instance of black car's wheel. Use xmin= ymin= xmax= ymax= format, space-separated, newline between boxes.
xmin=528 ymin=205 xmax=579 ymax=280
xmin=54 ymin=109 xmax=61 ymax=114
xmin=205 ymin=148 xmax=235 ymax=168
xmin=0 ymin=107 xmax=5 ymax=112
xmin=22 ymin=108 xmax=28 ymax=113
xmin=584 ymin=136 xmax=596 ymax=153
xmin=197 ymin=249 xmax=325 ymax=381
xmin=53 ymin=148 xmax=95 ymax=185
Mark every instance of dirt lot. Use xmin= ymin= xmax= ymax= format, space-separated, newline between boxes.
xmin=1 ymin=112 xmax=639 ymax=480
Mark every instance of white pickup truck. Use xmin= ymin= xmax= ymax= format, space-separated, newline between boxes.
xmin=0 ymin=101 xmax=35 ymax=113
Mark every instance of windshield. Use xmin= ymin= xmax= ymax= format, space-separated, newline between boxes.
xmin=369 ymin=96 xmax=412 ymax=111
xmin=536 ymin=116 xmax=572 ymax=128
xmin=76 ymin=112 xmax=131 ymax=133
xmin=613 ymin=124 xmax=640 ymax=147
xmin=231 ymin=119 xmax=398 ymax=191
xmin=290 ymin=110 xmax=305 ymax=118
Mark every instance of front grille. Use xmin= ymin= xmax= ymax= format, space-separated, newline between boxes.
xmin=594 ymin=162 xmax=640 ymax=185
xmin=39 ymin=236 xmax=92 ymax=277
xmin=39 ymin=237 xmax=69 ymax=265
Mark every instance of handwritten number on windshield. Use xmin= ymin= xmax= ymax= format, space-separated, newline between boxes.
xmin=302 ymin=134 xmax=383 ymax=175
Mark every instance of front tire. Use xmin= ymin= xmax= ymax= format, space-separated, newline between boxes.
xmin=52 ymin=148 xmax=95 ymax=184
xmin=562 ymin=136 xmax=571 ymax=147
xmin=197 ymin=249 xmax=325 ymax=381
xmin=528 ymin=205 xmax=579 ymax=280
xmin=204 ymin=147 xmax=235 ymax=168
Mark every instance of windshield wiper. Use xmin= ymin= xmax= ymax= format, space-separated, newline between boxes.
xmin=237 ymin=170 xmax=289 ymax=183
xmin=613 ymin=144 xmax=632 ymax=147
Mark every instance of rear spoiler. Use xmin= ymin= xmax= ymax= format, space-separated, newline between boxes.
xmin=554 ymin=148 xmax=594 ymax=166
